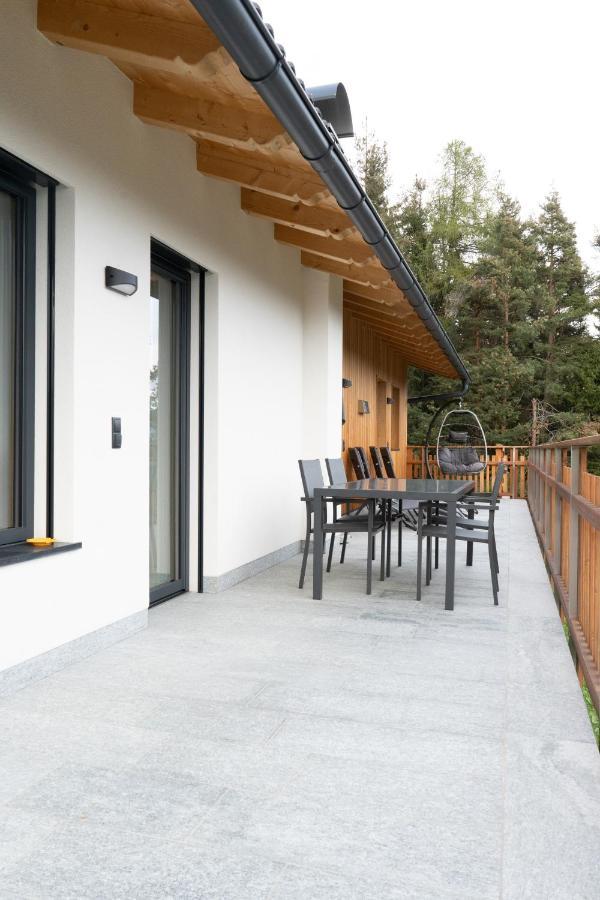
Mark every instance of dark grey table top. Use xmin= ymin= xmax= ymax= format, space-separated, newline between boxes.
xmin=315 ymin=478 xmax=474 ymax=501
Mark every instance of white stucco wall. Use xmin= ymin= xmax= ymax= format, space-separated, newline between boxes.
xmin=0 ymin=1 xmax=343 ymax=673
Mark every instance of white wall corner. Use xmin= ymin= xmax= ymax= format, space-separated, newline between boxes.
xmin=302 ymin=268 xmax=343 ymax=462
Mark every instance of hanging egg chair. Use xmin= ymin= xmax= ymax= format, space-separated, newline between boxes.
xmin=425 ymin=401 xmax=488 ymax=479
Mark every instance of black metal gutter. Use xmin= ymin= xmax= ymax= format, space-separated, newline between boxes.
xmin=189 ymin=0 xmax=469 ymax=399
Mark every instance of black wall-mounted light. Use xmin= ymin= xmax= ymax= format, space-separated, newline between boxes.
xmin=105 ymin=266 xmax=138 ymax=296
xmin=342 ymin=378 xmax=352 ymax=389
xmin=387 ymin=396 xmax=394 ymax=405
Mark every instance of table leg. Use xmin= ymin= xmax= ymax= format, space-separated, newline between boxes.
xmin=466 ymin=505 xmax=474 ymax=566
xmin=397 ymin=500 xmax=402 ymax=567
xmin=445 ymin=500 xmax=457 ymax=611
xmin=366 ymin=500 xmax=374 ymax=595
xmin=380 ymin=501 xmax=386 ymax=582
xmin=386 ymin=500 xmax=392 ymax=577
xmin=312 ymin=495 xmax=324 ymax=600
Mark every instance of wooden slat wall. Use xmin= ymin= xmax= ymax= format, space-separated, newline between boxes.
xmin=342 ymin=308 xmax=407 ymax=476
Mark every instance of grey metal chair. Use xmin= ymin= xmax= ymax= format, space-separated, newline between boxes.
xmin=349 ymin=446 xmax=370 ymax=480
xmin=299 ymin=459 xmax=385 ymax=594
xmin=416 ymin=462 xmax=505 ymax=605
xmin=325 ymin=457 xmax=371 ymax=566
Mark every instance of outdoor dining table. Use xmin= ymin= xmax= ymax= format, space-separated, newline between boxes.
xmin=313 ymin=478 xmax=475 ymax=611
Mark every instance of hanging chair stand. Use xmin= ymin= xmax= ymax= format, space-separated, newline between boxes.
xmin=424 ymin=400 xmax=488 ymax=480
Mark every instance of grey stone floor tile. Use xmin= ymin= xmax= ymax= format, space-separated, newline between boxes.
xmin=8 ymin=761 xmax=224 ymax=833
xmin=191 ymin=744 xmax=503 ymax=893
xmin=506 ymin=682 xmax=595 ymax=743
xmin=249 ymin=681 xmax=410 ymax=725
xmin=507 ymin=627 xmax=581 ymax=692
xmin=272 ymin=862 xmax=497 ymax=899
xmin=503 ymin=736 xmax=600 ymax=899
xmin=0 ymin=809 xmax=62 ymax=874
xmin=0 ymin=824 xmax=284 ymax=900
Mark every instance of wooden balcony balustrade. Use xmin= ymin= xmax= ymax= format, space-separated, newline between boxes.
xmin=406 ymin=445 xmax=529 ymax=499
xmin=528 ymin=436 xmax=600 ymax=717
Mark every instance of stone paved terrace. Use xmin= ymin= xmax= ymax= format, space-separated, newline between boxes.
xmin=0 ymin=500 xmax=599 ymax=899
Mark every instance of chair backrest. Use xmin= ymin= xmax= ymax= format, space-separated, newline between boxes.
xmin=380 ymin=446 xmax=396 ymax=478
xmin=325 ymin=457 xmax=349 ymax=486
xmin=357 ymin=446 xmax=371 ymax=476
xmin=369 ymin=446 xmax=385 ymax=478
xmin=490 ymin=462 xmax=505 ymax=503
xmin=298 ymin=459 xmax=324 ymax=504
xmin=349 ymin=446 xmax=369 ymax=480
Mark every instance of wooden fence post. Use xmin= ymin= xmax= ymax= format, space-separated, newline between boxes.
xmin=553 ymin=447 xmax=562 ymax=572
xmin=545 ymin=448 xmax=552 ymax=545
xmin=568 ymin=447 xmax=580 ymax=618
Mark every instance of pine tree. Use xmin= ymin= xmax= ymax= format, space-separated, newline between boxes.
xmin=354 ymin=128 xmax=399 ymax=236
xmin=531 ymin=192 xmax=591 ymax=405
xmin=464 ymin=194 xmax=536 ymax=353
xmin=427 ymin=140 xmax=490 ymax=321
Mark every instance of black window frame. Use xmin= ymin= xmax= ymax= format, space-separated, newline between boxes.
xmin=0 ymin=169 xmax=36 ymax=547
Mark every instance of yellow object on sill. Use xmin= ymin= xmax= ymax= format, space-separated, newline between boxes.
xmin=26 ymin=537 xmax=56 ymax=547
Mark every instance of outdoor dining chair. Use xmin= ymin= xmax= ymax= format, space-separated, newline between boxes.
xmin=416 ymin=462 xmax=505 ymax=605
xmin=349 ymin=446 xmax=370 ymax=480
xmin=298 ymin=459 xmax=385 ymax=593
xmin=325 ymin=457 xmax=371 ymax=567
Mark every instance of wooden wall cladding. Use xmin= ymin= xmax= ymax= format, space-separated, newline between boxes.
xmin=342 ymin=307 xmax=408 ymax=477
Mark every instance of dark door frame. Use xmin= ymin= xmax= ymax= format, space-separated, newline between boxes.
xmin=149 ymin=244 xmax=191 ymax=606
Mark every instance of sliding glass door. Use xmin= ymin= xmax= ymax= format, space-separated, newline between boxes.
xmin=149 ymin=252 xmax=190 ymax=605
xmin=0 ymin=172 xmax=35 ymax=546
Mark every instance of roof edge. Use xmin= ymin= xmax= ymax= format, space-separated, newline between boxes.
xmin=190 ymin=0 xmax=469 ymax=392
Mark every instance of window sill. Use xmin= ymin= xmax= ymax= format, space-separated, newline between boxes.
xmin=0 ymin=541 xmax=82 ymax=568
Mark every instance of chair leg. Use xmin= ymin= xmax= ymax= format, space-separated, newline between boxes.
xmin=299 ymin=518 xmax=311 ymax=589
xmin=488 ymin=538 xmax=499 ymax=605
xmin=326 ymin=533 xmax=335 ymax=573
xmin=416 ymin=509 xmax=423 ymax=601
xmin=340 ymin=532 xmax=348 ymax=564
xmin=426 ymin=536 xmax=431 ymax=586
xmin=380 ymin=527 xmax=386 ymax=582
xmin=366 ymin=502 xmax=374 ymax=595
xmin=434 ymin=537 xmax=439 ymax=570
xmin=493 ymin=533 xmax=499 ymax=574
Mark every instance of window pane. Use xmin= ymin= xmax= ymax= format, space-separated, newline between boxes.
xmin=0 ymin=190 xmax=16 ymax=529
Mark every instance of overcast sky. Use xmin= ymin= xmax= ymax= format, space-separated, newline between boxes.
xmin=270 ymin=0 xmax=599 ymax=269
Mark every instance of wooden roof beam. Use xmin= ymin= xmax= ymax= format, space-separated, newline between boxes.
xmin=241 ymin=189 xmax=356 ymax=239
xmin=343 ymin=299 xmax=422 ymax=335
xmin=344 ymin=308 xmax=438 ymax=351
xmin=342 ymin=279 xmax=412 ymax=311
xmin=38 ymin=0 xmax=222 ymax=76
xmin=197 ymin=143 xmax=328 ymax=203
xmin=274 ymin=226 xmax=378 ymax=266
xmin=134 ymin=84 xmax=288 ymax=151
xmin=301 ymin=251 xmax=392 ymax=290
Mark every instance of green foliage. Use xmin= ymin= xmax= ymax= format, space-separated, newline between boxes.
xmin=354 ymin=133 xmax=600 ymax=446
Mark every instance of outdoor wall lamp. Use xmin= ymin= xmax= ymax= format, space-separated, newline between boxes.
xmin=105 ymin=266 xmax=138 ymax=296
xmin=387 ymin=396 xmax=394 ymax=405
xmin=358 ymin=400 xmax=370 ymax=415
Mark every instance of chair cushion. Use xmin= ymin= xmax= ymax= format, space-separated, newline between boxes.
xmin=438 ymin=446 xmax=485 ymax=474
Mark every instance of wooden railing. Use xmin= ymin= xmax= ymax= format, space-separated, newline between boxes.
xmin=406 ymin=445 xmax=529 ymax=498
xmin=528 ymin=437 xmax=600 ymax=715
